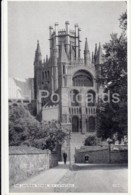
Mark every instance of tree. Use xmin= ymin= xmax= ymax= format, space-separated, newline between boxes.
xmin=84 ymin=135 xmax=97 ymax=146
xmin=9 ymin=106 xmax=67 ymax=151
xmin=97 ymin=11 xmax=127 ymax=140
xmin=9 ymin=105 xmax=41 ymax=146
xmin=32 ymin=121 xmax=68 ymax=151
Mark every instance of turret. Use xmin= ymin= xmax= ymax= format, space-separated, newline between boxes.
xmin=49 ymin=26 xmax=53 ymax=56
xmin=54 ymin=22 xmax=59 ymax=58
xmin=84 ymin=38 xmax=90 ymax=65
xmin=34 ymin=40 xmax=42 ymax=66
xmin=78 ymin=27 xmax=81 ymax=59
xmin=65 ymin=21 xmax=70 ymax=55
xmin=75 ymin=24 xmax=79 ymax=59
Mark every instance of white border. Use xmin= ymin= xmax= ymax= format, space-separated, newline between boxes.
xmin=2 ymin=0 xmax=131 ymax=195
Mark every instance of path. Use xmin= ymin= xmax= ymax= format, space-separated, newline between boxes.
xmin=10 ymin=163 xmax=69 ymax=193
xmin=10 ymin=163 xmax=128 ymax=193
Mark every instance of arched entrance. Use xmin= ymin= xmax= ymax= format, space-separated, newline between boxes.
xmin=72 ymin=116 xmax=79 ymax=132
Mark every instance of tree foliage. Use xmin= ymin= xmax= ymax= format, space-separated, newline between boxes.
xmin=9 ymin=105 xmax=67 ymax=151
xmin=97 ymin=11 xmax=127 ymax=140
xmin=84 ymin=135 xmax=97 ymax=146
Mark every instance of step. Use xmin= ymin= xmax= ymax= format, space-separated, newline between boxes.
xmin=72 ymin=163 xmax=128 ymax=170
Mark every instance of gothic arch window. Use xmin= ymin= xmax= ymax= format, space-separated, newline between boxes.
xmin=47 ymin=71 xmax=49 ymax=80
xmin=72 ymin=116 xmax=79 ymax=132
xmin=45 ymin=71 xmax=47 ymax=80
xmin=89 ymin=116 xmax=95 ymax=132
xmin=86 ymin=90 xmax=96 ymax=106
xmin=42 ymin=72 xmax=44 ymax=80
xmin=63 ymin=65 xmax=65 ymax=74
xmin=72 ymin=70 xmax=93 ymax=87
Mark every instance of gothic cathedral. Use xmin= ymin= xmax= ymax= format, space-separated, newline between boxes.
xmin=34 ymin=22 xmax=104 ymax=134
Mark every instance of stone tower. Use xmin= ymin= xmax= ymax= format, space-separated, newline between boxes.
xmin=34 ymin=22 xmax=104 ymax=134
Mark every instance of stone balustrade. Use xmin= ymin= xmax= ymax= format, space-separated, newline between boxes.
xmin=69 ymin=106 xmax=96 ymax=116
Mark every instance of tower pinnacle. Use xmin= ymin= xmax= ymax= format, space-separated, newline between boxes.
xmin=84 ymin=37 xmax=90 ymax=65
xmin=96 ymin=42 xmax=103 ymax=64
xmin=84 ymin=37 xmax=89 ymax=52
xmin=34 ymin=40 xmax=42 ymax=65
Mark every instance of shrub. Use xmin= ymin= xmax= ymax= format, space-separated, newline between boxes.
xmin=84 ymin=135 xmax=97 ymax=146
xmin=9 ymin=106 xmax=67 ymax=151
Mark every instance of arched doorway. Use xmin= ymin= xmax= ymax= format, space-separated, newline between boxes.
xmin=72 ymin=116 xmax=79 ymax=132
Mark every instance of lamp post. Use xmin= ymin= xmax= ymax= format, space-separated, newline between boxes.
xmin=107 ymin=138 xmax=113 ymax=163
xmin=61 ymin=122 xmax=72 ymax=169
xmin=69 ymin=126 xmax=72 ymax=169
xmin=65 ymin=122 xmax=72 ymax=169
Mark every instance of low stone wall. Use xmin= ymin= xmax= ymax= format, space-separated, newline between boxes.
xmin=75 ymin=147 xmax=109 ymax=163
xmin=9 ymin=146 xmax=59 ymax=186
xmin=111 ymin=150 xmax=128 ymax=163
xmin=75 ymin=146 xmax=128 ymax=164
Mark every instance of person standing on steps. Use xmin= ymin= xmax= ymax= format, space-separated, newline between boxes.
xmin=63 ymin=152 xmax=67 ymax=164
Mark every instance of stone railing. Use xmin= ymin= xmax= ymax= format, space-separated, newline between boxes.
xmin=68 ymin=59 xmax=84 ymax=67
xmin=69 ymin=106 xmax=96 ymax=116
xmin=69 ymin=106 xmax=81 ymax=115
xmin=86 ymin=106 xmax=96 ymax=116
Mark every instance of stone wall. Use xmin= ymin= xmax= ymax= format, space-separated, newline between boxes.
xmin=75 ymin=147 xmax=109 ymax=163
xmin=42 ymin=105 xmax=59 ymax=121
xmin=75 ymin=146 xmax=128 ymax=164
xmin=111 ymin=150 xmax=128 ymax=164
xmin=9 ymin=146 xmax=59 ymax=186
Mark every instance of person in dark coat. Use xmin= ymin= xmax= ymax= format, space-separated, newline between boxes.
xmin=63 ymin=152 xmax=67 ymax=164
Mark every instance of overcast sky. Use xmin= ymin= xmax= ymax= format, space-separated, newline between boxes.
xmin=8 ymin=1 xmax=126 ymax=79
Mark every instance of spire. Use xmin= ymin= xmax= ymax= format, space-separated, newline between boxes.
xmin=94 ymin=43 xmax=97 ymax=64
xmin=84 ymin=37 xmax=90 ymax=65
xmin=95 ymin=43 xmax=97 ymax=56
xmin=92 ymin=52 xmax=94 ymax=63
xmin=84 ymin=37 xmax=89 ymax=52
xmin=96 ymin=43 xmax=103 ymax=64
xmin=60 ymin=42 xmax=68 ymax=63
xmin=34 ymin=40 xmax=42 ymax=65
xmin=46 ymin=55 xmax=48 ymax=62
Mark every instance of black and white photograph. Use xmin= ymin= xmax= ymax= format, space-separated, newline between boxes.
xmin=2 ymin=0 xmax=130 ymax=194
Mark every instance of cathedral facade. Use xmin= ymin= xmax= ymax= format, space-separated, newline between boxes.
xmin=34 ymin=22 xmax=104 ymax=134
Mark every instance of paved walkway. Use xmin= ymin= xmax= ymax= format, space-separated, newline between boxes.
xmin=56 ymin=166 xmax=128 ymax=193
xmin=10 ymin=163 xmax=128 ymax=193
xmin=10 ymin=163 xmax=69 ymax=193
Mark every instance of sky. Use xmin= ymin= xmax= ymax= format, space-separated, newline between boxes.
xmin=8 ymin=1 xmax=126 ymax=79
